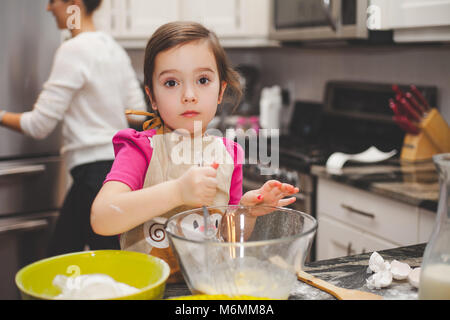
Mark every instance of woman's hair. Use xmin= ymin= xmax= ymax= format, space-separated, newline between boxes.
xmin=143 ymin=21 xmax=243 ymax=113
xmin=63 ymin=0 xmax=102 ymax=15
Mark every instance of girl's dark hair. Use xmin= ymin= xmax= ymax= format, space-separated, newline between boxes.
xmin=143 ymin=21 xmax=243 ymax=112
xmin=64 ymin=0 xmax=102 ymax=15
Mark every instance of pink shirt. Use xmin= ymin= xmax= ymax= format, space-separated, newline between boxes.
xmin=104 ymin=128 xmax=244 ymax=204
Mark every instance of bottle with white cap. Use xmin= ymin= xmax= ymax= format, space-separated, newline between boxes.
xmin=418 ymin=153 xmax=450 ymax=299
xmin=259 ymin=85 xmax=282 ymax=133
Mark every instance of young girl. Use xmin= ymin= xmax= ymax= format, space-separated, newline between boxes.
xmin=91 ymin=21 xmax=299 ymax=282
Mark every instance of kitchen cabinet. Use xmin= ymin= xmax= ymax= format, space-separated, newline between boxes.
xmin=124 ymin=0 xmax=179 ymax=38
xmin=94 ymin=0 xmax=178 ymax=47
xmin=179 ymin=0 xmax=240 ymax=37
xmin=94 ymin=0 xmax=276 ymax=48
xmin=317 ymin=215 xmax=398 ymax=260
xmin=418 ymin=208 xmax=436 ymax=243
xmin=182 ymin=0 xmax=276 ymax=47
xmin=370 ymin=0 xmax=450 ymax=42
xmin=316 ymin=178 xmax=424 ymax=260
xmin=92 ymin=0 xmax=112 ymax=34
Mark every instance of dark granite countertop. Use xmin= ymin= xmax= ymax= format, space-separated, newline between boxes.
xmin=164 ymin=243 xmax=425 ymax=300
xmin=311 ymin=159 xmax=439 ymax=212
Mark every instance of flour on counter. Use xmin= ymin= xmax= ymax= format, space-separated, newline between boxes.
xmin=381 ymin=285 xmax=419 ymax=300
xmin=290 ymin=280 xmax=334 ymax=300
xmin=53 ymin=274 xmax=139 ymax=300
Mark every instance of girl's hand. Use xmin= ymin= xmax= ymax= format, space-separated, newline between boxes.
xmin=176 ymin=164 xmax=219 ymax=207
xmin=240 ymin=180 xmax=299 ymax=216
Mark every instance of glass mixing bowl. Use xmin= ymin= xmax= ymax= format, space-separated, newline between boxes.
xmin=165 ymin=205 xmax=317 ymax=299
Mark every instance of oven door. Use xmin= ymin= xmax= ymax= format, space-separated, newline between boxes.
xmin=242 ymin=172 xmax=317 ymax=262
xmin=0 ymin=155 xmax=65 ymax=299
xmin=0 ymin=211 xmax=59 ymax=300
xmin=0 ymin=157 xmax=66 ymax=217
xmin=242 ymin=176 xmax=313 ymax=215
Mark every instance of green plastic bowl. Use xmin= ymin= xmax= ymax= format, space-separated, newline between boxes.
xmin=15 ymin=250 xmax=170 ymax=300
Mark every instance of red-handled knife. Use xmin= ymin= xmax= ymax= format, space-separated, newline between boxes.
xmin=392 ymin=84 xmax=405 ymax=98
xmin=393 ymin=115 xmax=420 ymax=135
xmin=399 ymin=97 xmax=422 ymax=122
xmin=395 ymin=94 xmax=422 ymax=122
xmin=410 ymin=85 xmax=431 ymax=110
xmin=394 ymin=119 xmax=415 ymax=134
xmin=405 ymin=92 xmax=426 ymax=116
xmin=389 ymin=99 xmax=403 ymax=117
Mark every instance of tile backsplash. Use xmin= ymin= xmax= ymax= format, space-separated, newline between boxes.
xmin=127 ymin=44 xmax=450 ymax=123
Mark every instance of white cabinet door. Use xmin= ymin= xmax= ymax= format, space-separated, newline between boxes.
xmin=372 ymin=0 xmax=450 ymax=29
xmin=125 ymin=0 xmax=179 ymax=38
xmin=317 ymin=178 xmax=419 ymax=246
xmin=317 ymin=215 xmax=398 ymax=261
xmin=94 ymin=0 xmax=274 ymax=48
xmin=94 ymin=0 xmax=119 ymax=35
xmin=390 ymin=0 xmax=450 ymax=29
xmin=418 ymin=208 xmax=436 ymax=243
xmin=180 ymin=0 xmax=240 ymax=36
xmin=240 ymin=0 xmax=271 ymax=37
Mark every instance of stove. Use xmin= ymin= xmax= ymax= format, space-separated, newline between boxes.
xmin=240 ymin=81 xmax=438 ymax=261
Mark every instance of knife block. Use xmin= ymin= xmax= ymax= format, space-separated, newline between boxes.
xmin=401 ymin=108 xmax=450 ymax=162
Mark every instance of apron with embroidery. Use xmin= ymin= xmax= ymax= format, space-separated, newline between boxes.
xmin=119 ymin=129 xmax=235 ymax=283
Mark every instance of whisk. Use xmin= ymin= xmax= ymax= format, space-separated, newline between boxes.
xmin=195 ymin=157 xmax=240 ymax=296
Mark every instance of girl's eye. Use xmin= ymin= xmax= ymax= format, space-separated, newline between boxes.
xmin=198 ymin=77 xmax=210 ymax=85
xmin=164 ymin=80 xmax=178 ymax=87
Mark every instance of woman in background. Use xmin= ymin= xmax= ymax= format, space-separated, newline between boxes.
xmin=0 ymin=0 xmax=146 ymax=256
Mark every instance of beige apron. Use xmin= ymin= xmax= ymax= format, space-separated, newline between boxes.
xmin=119 ymin=129 xmax=235 ymax=282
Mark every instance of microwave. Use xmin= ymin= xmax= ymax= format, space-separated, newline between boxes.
xmin=269 ymin=0 xmax=370 ymax=41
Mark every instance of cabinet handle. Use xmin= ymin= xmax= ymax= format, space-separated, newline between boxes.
xmin=126 ymin=0 xmax=131 ymax=29
xmin=235 ymin=0 xmax=241 ymax=29
xmin=341 ymin=204 xmax=375 ymax=219
xmin=0 ymin=219 xmax=48 ymax=235
xmin=0 ymin=165 xmax=45 ymax=177
xmin=347 ymin=242 xmax=354 ymax=256
xmin=295 ymin=193 xmax=306 ymax=201
xmin=110 ymin=0 xmax=115 ymax=30
xmin=320 ymin=0 xmax=337 ymax=31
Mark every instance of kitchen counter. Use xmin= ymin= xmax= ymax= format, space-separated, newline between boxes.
xmin=311 ymin=159 xmax=439 ymax=212
xmin=163 ymin=243 xmax=425 ymax=300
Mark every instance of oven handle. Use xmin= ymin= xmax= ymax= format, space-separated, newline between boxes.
xmin=0 ymin=164 xmax=46 ymax=177
xmin=0 ymin=219 xmax=49 ymax=235
xmin=243 ymin=179 xmax=308 ymax=201
xmin=295 ymin=193 xmax=306 ymax=201
xmin=321 ymin=0 xmax=337 ymax=31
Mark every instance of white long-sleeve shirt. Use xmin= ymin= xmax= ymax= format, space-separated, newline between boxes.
xmin=21 ymin=31 xmax=146 ymax=170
